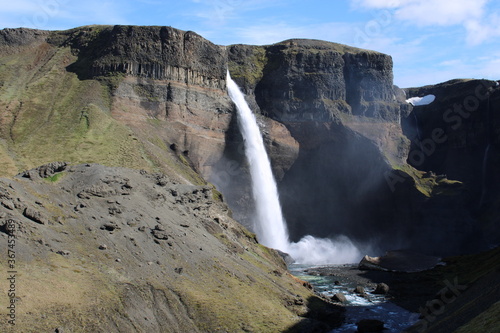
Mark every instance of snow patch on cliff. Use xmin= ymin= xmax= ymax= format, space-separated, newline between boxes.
xmin=406 ymin=94 xmax=435 ymax=106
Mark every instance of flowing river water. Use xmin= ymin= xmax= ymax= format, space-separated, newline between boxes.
xmin=289 ymin=264 xmax=419 ymax=332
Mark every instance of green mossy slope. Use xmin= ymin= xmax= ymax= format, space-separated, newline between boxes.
xmin=0 ymin=43 xmax=155 ymax=176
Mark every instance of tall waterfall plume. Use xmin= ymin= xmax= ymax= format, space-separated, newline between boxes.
xmin=226 ymin=71 xmax=290 ymax=251
xmin=226 ymin=71 xmax=362 ymax=264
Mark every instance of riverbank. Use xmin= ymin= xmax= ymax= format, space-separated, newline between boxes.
xmin=290 ymin=246 xmax=500 ymax=332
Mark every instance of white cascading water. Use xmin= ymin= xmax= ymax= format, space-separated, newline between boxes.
xmin=226 ymin=71 xmax=362 ymax=264
xmin=226 ymin=71 xmax=290 ymax=251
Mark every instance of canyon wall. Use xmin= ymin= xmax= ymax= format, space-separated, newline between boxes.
xmin=1 ymin=26 xmax=498 ymax=256
xmin=228 ymin=39 xmax=499 ymax=255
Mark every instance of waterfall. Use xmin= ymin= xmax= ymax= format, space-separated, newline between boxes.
xmin=226 ymin=71 xmax=290 ymax=251
xmin=226 ymin=71 xmax=362 ymax=264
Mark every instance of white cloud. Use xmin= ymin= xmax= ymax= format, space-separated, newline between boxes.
xmin=352 ymin=0 xmax=498 ymax=46
xmin=394 ymin=0 xmax=486 ymax=26
xmin=464 ymin=12 xmax=500 ymax=45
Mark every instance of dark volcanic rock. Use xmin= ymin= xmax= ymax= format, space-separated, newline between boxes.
xmin=23 ymin=206 xmax=48 ymax=224
xmin=227 ymin=39 xmax=416 ymax=253
xmin=152 ymin=228 xmax=169 ymax=240
xmin=343 ymin=51 xmax=397 ymax=118
xmin=332 ymin=293 xmax=347 ymax=303
xmin=37 ymin=162 xmax=68 ymax=178
xmin=229 ymin=39 xmax=402 ymax=122
xmin=359 ymin=250 xmax=442 ymax=272
xmin=354 ymin=285 xmax=366 ymax=294
xmin=254 ymin=40 xmax=351 ymax=122
xmin=0 ymin=28 xmax=49 ymax=53
xmin=18 ymin=162 xmax=68 ymax=179
xmin=56 ymin=25 xmax=227 ymax=87
xmin=403 ymin=79 xmax=499 ymax=188
xmin=403 ymin=79 xmax=500 ymax=249
xmin=373 ymin=283 xmax=389 ymax=295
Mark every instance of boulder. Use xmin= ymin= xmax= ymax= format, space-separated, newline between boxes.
xmin=23 ymin=207 xmax=48 ymax=224
xmin=359 ymin=255 xmax=387 ymax=271
xmin=354 ymin=286 xmax=366 ymax=294
xmin=37 ymin=162 xmax=68 ymax=178
xmin=276 ymin=250 xmax=295 ymax=265
xmin=374 ymin=283 xmax=389 ymax=295
xmin=152 ymin=229 xmax=169 ymax=240
xmin=18 ymin=162 xmax=68 ymax=179
xmin=359 ymin=250 xmax=442 ymax=272
xmin=331 ymin=293 xmax=347 ymax=303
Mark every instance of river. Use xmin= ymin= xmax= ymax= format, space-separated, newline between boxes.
xmin=289 ymin=264 xmax=419 ymax=332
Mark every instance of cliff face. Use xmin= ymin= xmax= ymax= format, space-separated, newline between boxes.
xmin=227 ymin=40 xmax=421 ymax=252
xmin=403 ymin=79 xmax=500 ymax=247
xmin=1 ymin=25 xmax=498 ymax=258
xmin=404 ymin=79 xmax=499 ymax=185
xmin=230 ymin=39 xmax=402 ymax=122
xmin=0 ymin=26 xmax=297 ymax=185
xmin=227 ymin=40 xmax=499 ymax=255
xmin=57 ymin=25 xmax=233 ymax=179
xmin=59 ymin=25 xmax=227 ymax=87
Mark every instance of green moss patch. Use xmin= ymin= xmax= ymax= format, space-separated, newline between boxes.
xmin=393 ymin=164 xmax=462 ymax=197
xmin=228 ymin=46 xmax=267 ymax=86
xmin=44 ymin=172 xmax=65 ymax=183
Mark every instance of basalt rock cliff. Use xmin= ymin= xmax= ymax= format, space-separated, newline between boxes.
xmin=1 ymin=25 xmax=499 ymax=259
xmin=226 ymin=39 xmax=499 ymax=256
xmin=1 ymin=24 xmax=500 ymax=333
xmin=403 ymin=79 xmax=500 ymax=248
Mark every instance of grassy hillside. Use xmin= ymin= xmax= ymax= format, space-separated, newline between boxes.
xmin=0 ymin=41 xmax=155 ymax=176
xmin=0 ymin=164 xmax=343 ymax=332
xmin=0 ymin=29 xmax=223 ymax=186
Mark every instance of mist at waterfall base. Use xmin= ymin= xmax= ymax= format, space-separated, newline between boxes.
xmin=226 ymin=72 xmax=362 ymax=265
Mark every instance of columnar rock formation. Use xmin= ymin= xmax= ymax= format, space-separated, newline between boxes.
xmin=1 ymin=25 xmax=498 ymax=257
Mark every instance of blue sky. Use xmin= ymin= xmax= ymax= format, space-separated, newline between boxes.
xmin=2 ymin=0 xmax=500 ymax=87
